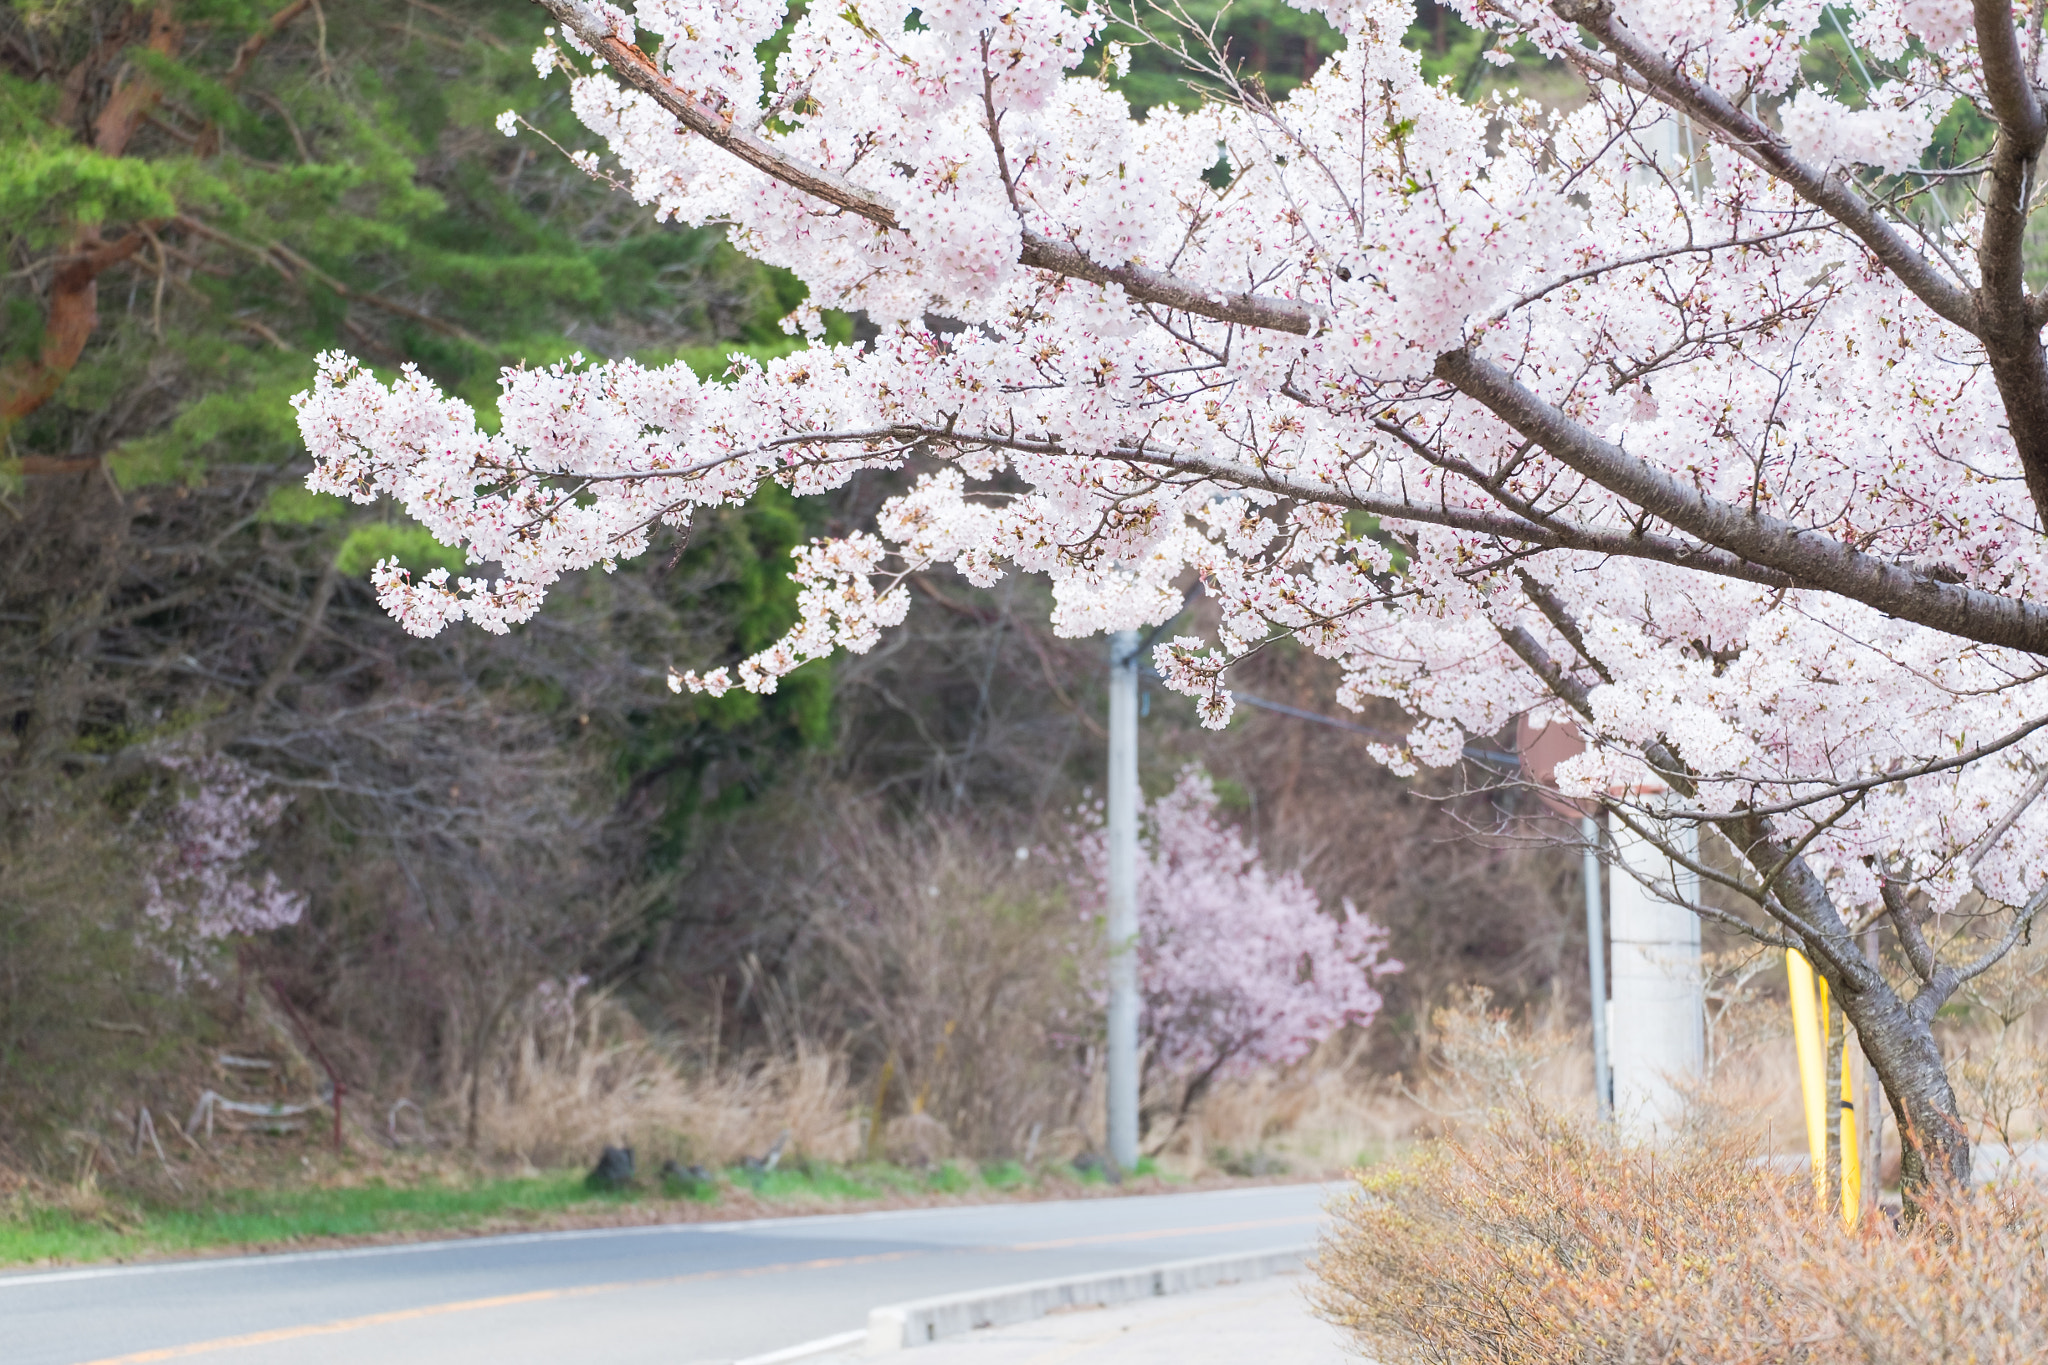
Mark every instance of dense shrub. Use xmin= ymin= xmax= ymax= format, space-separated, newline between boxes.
xmin=1315 ymin=1101 xmax=2048 ymax=1365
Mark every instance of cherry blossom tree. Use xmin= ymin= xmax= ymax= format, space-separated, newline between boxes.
xmin=294 ymin=0 xmax=2048 ymax=1187
xmin=143 ymin=754 xmax=306 ymax=979
xmin=1076 ymin=769 xmax=1397 ymax=1128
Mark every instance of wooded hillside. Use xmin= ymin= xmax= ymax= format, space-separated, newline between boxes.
xmin=1 ymin=0 xmax=1577 ymax=1178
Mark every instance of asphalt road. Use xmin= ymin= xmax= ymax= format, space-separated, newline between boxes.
xmin=0 ymin=1184 xmax=1335 ymax=1365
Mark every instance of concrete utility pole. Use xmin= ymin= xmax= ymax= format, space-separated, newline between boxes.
xmin=1105 ymin=629 xmax=1141 ymax=1175
xmin=1580 ymin=815 xmax=1611 ymax=1122
xmin=1607 ymin=817 xmax=1704 ymax=1136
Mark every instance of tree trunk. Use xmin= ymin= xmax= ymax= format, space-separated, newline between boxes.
xmin=1 ymin=6 xmax=180 ymax=425
xmin=1862 ymin=928 xmax=1885 ymax=1215
xmin=1830 ymin=974 xmax=1971 ymax=1193
xmin=1723 ymin=814 xmax=1972 ymax=1195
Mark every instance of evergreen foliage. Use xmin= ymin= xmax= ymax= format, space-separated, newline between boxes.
xmin=1 ymin=0 xmax=838 ymax=795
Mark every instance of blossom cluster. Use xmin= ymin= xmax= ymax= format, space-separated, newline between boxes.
xmin=294 ymin=0 xmax=2048 ymax=926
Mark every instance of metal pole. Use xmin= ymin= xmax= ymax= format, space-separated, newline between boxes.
xmin=1581 ymin=815 xmax=1611 ymax=1123
xmin=1105 ymin=629 xmax=1141 ymax=1175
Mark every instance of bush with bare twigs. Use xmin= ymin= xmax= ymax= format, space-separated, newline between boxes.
xmin=1314 ymin=1001 xmax=2048 ymax=1365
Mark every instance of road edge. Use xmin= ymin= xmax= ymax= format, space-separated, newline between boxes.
xmin=735 ymin=1245 xmax=1312 ymax=1364
xmin=865 ymin=1244 xmax=1312 ymax=1353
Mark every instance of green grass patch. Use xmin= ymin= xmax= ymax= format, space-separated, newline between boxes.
xmin=0 ymin=1158 xmax=1100 ymax=1268
xmin=0 ymin=1172 xmax=640 ymax=1266
xmin=726 ymin=1159 xmax=985 ymax=1200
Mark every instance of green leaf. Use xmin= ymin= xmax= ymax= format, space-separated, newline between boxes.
xmin=337 ymin=523 xmax=468 ymax=577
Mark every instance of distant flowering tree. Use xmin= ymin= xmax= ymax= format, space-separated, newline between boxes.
xmin=142 ymin=754 xmax=305 ymax=977
xmin=292 ymin=0 xmax=2048 ymax=1185
xmin=1078 ymin=770 xmax=1398 ymax=1107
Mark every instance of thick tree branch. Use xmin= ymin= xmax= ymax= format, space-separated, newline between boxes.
xmin=1514 ymin=570 xmax=1614 ymax=684
xmin=1501 ymin=579 xmax=1699 ymax=799
xmin=1437 ymin=348 xmax=2048 ymax=655
xmin=1497 ymin=619 xmax=1598 ymax=721
xmin=1511 ymin=573 xmax=1969 ymax=1185
xmin=1720 ymin=812 xmax=1880 ymax=992
xmin=1969 ymin=0 xmax=2048 ymax=525
xmin=1559 ymin=0 xmax=2048 ymax=540
xmin=706 ymin=421 xmax=1799 ymax=587
xmin=1881 ymin=878 xmax=1940 ymax=986
xmin=0 ymin=232 xmax=151 ymax=424
xmin=1 ymin=7 xmax=181 ymax=425
xmin=92 ymin=5 xmax=182 ymax=159
xmin=532 ymin=0 xmax=2048 ymax=661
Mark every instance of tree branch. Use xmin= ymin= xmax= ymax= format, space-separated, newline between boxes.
xmin=1968 ymin=0 xmax=2048 ymax=525
xmin=253 ymin=548 xmax=341 ymax=711
xmin=1552 ymin=0 xmax=1977 ymax=333
xmin=1 ymin=7 xmax=181 ymax=425
xmin=529 ymin=0 xmax=1320 ymax=337
xmin=1437 ymin=348 xmax=2048 ymax=655
xmin=528 ymin=0 xmax=2048 ymax=661
xmin=0 ymin=232 xmax=152 ymax=424
xmin=225 ymin=0 xmax=315 ymax=89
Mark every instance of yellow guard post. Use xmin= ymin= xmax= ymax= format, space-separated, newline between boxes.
xmin=1787 ymin=949 xmax=1829 ymax=1210
xmin=1839 ymin=1016 xmax=1861 ymax=1224
xmin=1786 ymin=949 xmax=1862 ymax=1223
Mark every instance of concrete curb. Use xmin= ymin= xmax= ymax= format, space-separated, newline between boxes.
xmin=864 ymin=1245 xmax=1313 ymax=1353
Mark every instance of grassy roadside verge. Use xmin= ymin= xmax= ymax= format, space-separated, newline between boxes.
xmin=0 ymin=1157 xmax=1176 ymax=1269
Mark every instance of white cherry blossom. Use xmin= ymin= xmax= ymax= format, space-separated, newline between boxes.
xmin=294 ymin=0 xmax=2048 ymax=1184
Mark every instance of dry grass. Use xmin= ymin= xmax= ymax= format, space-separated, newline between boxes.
xmin=793 ymin=805 xmax=1097 ymax=1162
xmin=1156 ymin=1034 xmax=1414 ymax=1176
xmin=472 ymin=991 xmax=860 ymax=1168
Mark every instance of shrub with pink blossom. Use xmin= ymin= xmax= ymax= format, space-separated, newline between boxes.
xmin=141 ymin=754 xmax=305 ymax=974
xmin=1078 ymin=770 xmax=1399 ymax=1088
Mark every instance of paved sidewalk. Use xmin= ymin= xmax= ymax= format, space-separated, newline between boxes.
xmin=821 ymin=1274 xmax=1352 ymax=1365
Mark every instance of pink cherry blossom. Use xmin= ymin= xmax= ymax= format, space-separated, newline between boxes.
xmin=1075 ymin=770 xmax=1399 ymax=1076
xmin=143 ymin=755 xmax=306 ymax=969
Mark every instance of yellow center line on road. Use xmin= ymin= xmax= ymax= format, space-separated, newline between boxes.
xmin=72 ymin=1250 xmax=921 ymax=1365
xmin=71 ymin=1213 xmax=1322 ymax=1365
